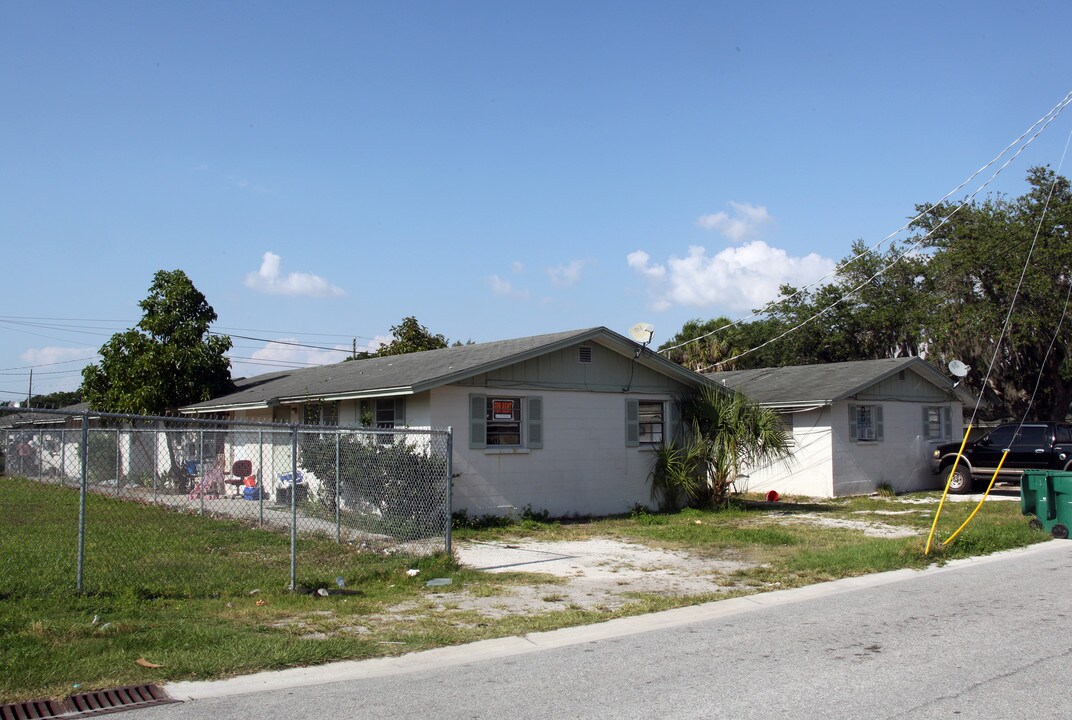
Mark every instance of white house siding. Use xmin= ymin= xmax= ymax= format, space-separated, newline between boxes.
xmin=734 ymin=399 xmax=965 ymax=498
xmin=735 ymin=407 xmax=836 ymax=497
xmin=831 ymin=399 xmax=964 ymax=496
xmin=431 ymin=385 xmax=665 ymax=517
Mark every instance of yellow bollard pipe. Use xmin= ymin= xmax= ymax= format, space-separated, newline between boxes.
xmin=942 ymin=449 xmax=1008 ymax=545
xmin=925 ymin=424 xmax=973 ymax=555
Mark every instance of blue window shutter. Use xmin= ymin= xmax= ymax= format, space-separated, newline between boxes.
xmin=667 ymin=399 xmax=680 ymax=444
xmin=625 ymin=399 xmax=640 ymax=447
xmin=875 ymin=405 xmax=884 ymax=441
xmin=848 ymin=404 xmax=858 ymax=442
xmin=922 ymin=406 xmax=931 ymax=439
xmin=469 ymin=394 xmax=486 ymax=450
xmin=943 ymin=406 xmax=952 ymax=439
xmin=394 ymin=397 xmax=405 ymax=427
xmin=527 ymin=396 xmax=543 ymax=449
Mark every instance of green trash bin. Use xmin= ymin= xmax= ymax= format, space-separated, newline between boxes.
xmin=1021 ymin=470 xmax=1072 ymax=539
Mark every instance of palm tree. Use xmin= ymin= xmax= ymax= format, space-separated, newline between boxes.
xmin=679 ymin=386 xmax=794 ymax=507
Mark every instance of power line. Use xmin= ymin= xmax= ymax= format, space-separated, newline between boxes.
xmin=210 ymin=331 xmax=354 ymax=354
xmin=664 ymin=88 xmax=1072 ymax=362
xmin=690 ymin=89 xmax=1072 ymax=370
xmin=0 ymin=357 xmax=100 ymax=372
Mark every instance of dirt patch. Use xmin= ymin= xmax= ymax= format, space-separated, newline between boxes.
xmin=770 ymin=512 xmax=921 ymax=538
xmin=442 ymin=539 xmax=753 ymax=617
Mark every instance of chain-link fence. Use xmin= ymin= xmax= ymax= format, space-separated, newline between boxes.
xmin=0 ymin=407 xmax=452 ymax=596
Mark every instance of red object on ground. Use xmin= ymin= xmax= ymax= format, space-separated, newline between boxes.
xmin=765 ymin=490 xmax=780 ymax=502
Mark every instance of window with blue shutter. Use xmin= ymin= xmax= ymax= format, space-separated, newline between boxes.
xmin=527 ymin=397 xmax=543 ymax=449
xmin=625 ymin=399 xmax=640 ymax=447
xmin=849 ymin=404 xmax=882 ymax=442
xmin=469 ymin=394 xmax=486 ymax=449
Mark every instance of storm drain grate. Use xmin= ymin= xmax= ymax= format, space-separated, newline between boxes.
xmin=1 ymin=698 xmax=68 ymax=720
xmin=0 ymin=685 xmax=179 ymax=719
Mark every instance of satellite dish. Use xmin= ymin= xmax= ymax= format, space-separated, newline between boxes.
xmin=628 ymin=322 xmax=655 ymax=345
xmin=948 ymin=360 xmax=970 ymax=378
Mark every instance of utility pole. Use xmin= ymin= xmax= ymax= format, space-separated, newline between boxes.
xmin=27 ymin=369 xmax=32 ymax=407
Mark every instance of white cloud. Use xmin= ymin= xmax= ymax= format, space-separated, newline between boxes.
xmin=248 ymin=339 xmax=348 ymax=368
xmin=20 ymin=346 xmax=97 ymax=365
xmin=230 ymin=335 xmax=390 ymax=378
xmin=627 ymin=250 xmax=665 ymax=280
xmin=244 ymin=252 xmax=346 ymax=298
xmin=696 ymin=202 xmax=772 ymax=242
xmin=547 ymin=259 xmax=588 ymax=287
xmin=511 ymin=261 xmax=525 ymax=273
xmin=628 ymin=241 xmax=835 ymax=313
xmin=488 ymin=274 xmax=531 ymax=300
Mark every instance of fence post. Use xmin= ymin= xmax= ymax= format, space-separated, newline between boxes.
xmin=153 ymin=422 xmax=159 ymax=504
xmin=335 ymin=431 xmax=341 ymax=543
xmin=60 ymin=429 xmax=67 ymax=487
xmin=258 ymin=429 xmax=264 ymax=526
xmin=115 ymin=428 xmax=121 ymax=495
xmin=198 ymin=429 xmax=205 ymax=515
xmin=445 ymin=427 xmax=453 ymax=555
xmin=76 ymin=411 xmax=89 ymax=593
xmin=290 ymin=424 xmax=298 ymax=591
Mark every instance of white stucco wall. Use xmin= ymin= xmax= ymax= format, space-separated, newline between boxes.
xmin=830 ymin=400 xmax=963 ymax=495
xmin=430 ymin=385 xmax=664 ymax=517
xmin=738 ymin=401 xmax=965 ymax=498
xmin=735 ymin=407 xmax=835 ymax=497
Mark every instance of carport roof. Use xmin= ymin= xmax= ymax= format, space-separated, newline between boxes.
xmin=183 ymin=326 xmax=712 ymax=414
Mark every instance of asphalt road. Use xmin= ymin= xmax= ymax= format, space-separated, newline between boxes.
xmin=129 ymin=541 xmax=1072 ymax=720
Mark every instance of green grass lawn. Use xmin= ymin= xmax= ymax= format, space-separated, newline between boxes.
xmin=0 ymin=477 xmax=1049 ymax=703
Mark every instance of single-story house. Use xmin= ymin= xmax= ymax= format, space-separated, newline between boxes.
xmin=706 ymin=357 xmax=973 ymax=497
xmin=182 ymin=327 xmax=716 ymax=516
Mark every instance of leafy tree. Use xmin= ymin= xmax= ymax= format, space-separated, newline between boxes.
xmin=913 ymin=166 xmax=1072 ymax=421
xmin=81 ymin=269 xmax=233 ymax=414
xmin=81 ymin=270 xmax=233 ymax=490
xmin=661 ymin=240 xmax=931 ymax=373
xmin=2 ymin=390 xmax=83 ymax=409
xmin=680 ymin=386 xmax=794 ymax=507
xmin=658 ymin=316 xmax=790 ymax=371
xmin=376 ymin=316 xmax=449 ymax=357
xmin=759 ymin=241 xmax=931 ymax=366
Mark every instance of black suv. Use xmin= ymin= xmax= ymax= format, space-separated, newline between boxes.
xmin=931 ymin=422 xmax=1072 ymax=493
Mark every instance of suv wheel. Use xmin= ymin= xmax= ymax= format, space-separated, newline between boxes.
xmin=946 ymin=465 xmax=972 ymax=494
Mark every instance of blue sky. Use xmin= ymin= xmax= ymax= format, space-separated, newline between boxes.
xmin=3 ymin=1 xmax=1072 ymax=399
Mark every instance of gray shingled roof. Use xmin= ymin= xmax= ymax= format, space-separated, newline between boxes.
xmin=184 ymin=326 xmax=709 ymax=413
xmin=705 ymin=357 xmax=955 ymax=406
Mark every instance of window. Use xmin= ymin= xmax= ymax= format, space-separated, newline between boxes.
xmin=638 ymin=401 xmax=664 ymax=444
xmin=486 ymin=397 xmax=522 ymax=446
xmin=375 ymin=400 xmax=396 ymax=428
xmin=923 ymin=406 xmax=952 ymax=440
xmin=982 ymin=425 xmax=1015 ymax=448
xmin=469 ymin=394 xmax=542 ymax=450
xmin=1013 ymin=425 xmax=1048 ymax=448
xmin=849 ymin=404 xmax=883 ymax=442
xmin=359 ymin=398 xmax=404 ymax=428
xmin=780 ymin=412 xmax=794 ymax=436
xmin=303 ymin=401 xmax=339 ymax=426
xmin=626 ymin=398 xmax=675 ymax=447
xmin=359 ymin=398 xmax=405 ymax=445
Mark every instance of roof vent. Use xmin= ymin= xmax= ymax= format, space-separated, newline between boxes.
xmin=578 ymin=346 xmax=593 ymax=364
